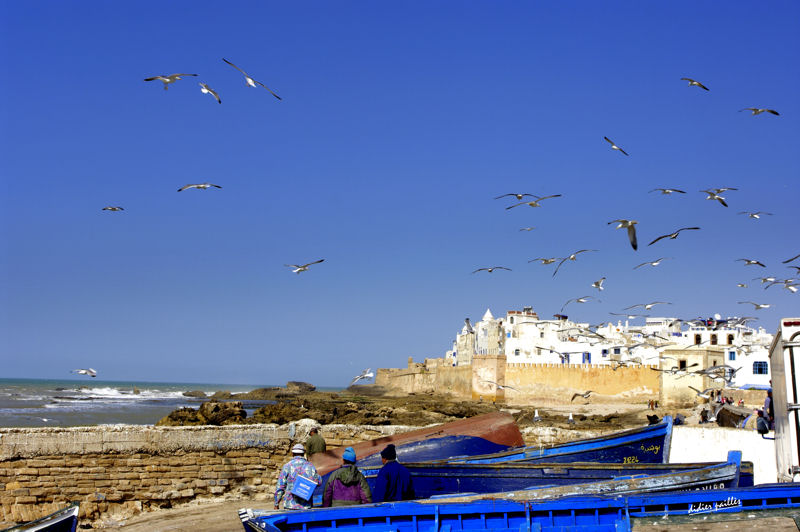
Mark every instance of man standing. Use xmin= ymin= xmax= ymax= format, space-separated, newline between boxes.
xmin=305 ymin=427 xmax=327 ymax=458
xmin=274 ymin=443 xmax=321 ymax=510
xmin=765 ymin=389 xmax=775 ymax=429
xmin=322 ymin=446 xmax=371 ymax=507
xmin=372 ymin=444 xmax=415 ymax=503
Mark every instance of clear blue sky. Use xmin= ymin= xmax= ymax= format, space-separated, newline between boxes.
xmin=1 ymin=2 xmax=798 ymax=386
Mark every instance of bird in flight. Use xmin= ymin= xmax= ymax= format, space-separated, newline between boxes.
xmin=553 ymin=249 xmax=597 ymax=277
xmin=754 ymin=276 xmax=777 ymax=285
xmin=624 ymin=301 xmax=671 ymax=311
xmin=102 ymin=206 xmax=124 ymax=212
xmin=688 ymin=386 xmax=715 ymax=400
xmin=608 ymin=219 xmax=638 ymax=250
xmin=634 ymin=258 xmax=670 ymax=269
xmin=199 ymin=82 xmax=221 ymax=104
xmin=648 ymin=227 xmax=700 ymax=246
xmin=72 ymin=368 xmax=97 ymax=378
xmin=700 ymin=189 xmax=729 ymax=207
xmin=738 ymin=211 xmax=773 ymax=219
xmin=740 ymin=108 xmax=779 ymax=116
xmin=143 ymin=73 xmax=198 ymax=90
xmin=736 ymin=258 xmax=766 ymax=268
xmin=603 ymin=136 xmax=628 ymax=156
xmin=592 ymin=277 xmax=606 ymax=291
xmin=680 ymin=77 xmax=710 ymax=91
xmin=738 ymin=301 xmax=770 ymax=310
xmin=649 ymin=188 xmax=686 ymax=195
xmin=610 ymin=312 xmax=650 ymax=319
xmin=519 ymin=227 xmax=536 ymax=232
xmin=481 ymin=380 xmax=518 ymax=392
xmin=222 ymin=58 xmax=282 ymax=100
xmin=505 ymin=194 xmax=562 ymax=209
xmin=178 ymin=183 xmax=222 ymax=192
xmin=495 ymin=193 xmax=538 ymax=200
xmin=571 ymin=390 xmax=594 ymax=402
xmin=561 ymin=296 xmax=594 ymax=312
xmin=783 ymin=254 xmax=800 ymax=264
xmin=286 ymin=259 xmax=325 ymax=274
xmin=350 ymin=368 xmax=374 ymax=386
xmin=529 ymin=257 xmax=559 ymax=265
xmin=736 ymin=283 xmax=748 ymax=288
xmin=472 ymin=266 xmax=512 ymax=273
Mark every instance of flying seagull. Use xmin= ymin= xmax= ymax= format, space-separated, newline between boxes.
xmin=102 ymin=206 xmax=124 ymax=211
xmin=72 ymin=368 xmax=97 ymax=378
xmin=519 ymin=227 xmax=536 ymax=232
xmin=285 ymin=259 xmax=324 ymax=274
xmin=648 ymin=227 xmax=700 ymax=246
xmin=472 ymin=266 xmax=512 ymax=273
xmin=700 ymin=190 xmax=729 ymax=207
xmin=561 ymin=296 xmax=594 ymax=313
xmin=603 ymin=136 xmax=629 ymax=156
xmin=481 ymin=380 xmax=519 ymax=392
xmin=649 ymin=188 xmax=686 ymax=195
xmin=688 ymin=386 xmax=714 ymax=400
xmin=529 ymin=257 xmax=559 ymax=265
xmin=783 ymin=253 xmax=800 ymax=264
xmin=222 ymin=58 xmax=282 ymax=100
xmin=592 ymin=277 xmax=606 ymax=291
xmin=680 ymin=77 xmax=709 ymax=91
xmin=199 ymin=82 xmax=221 ymax=104
xmin=571 ymin=390 xmax=594 ymax=402
xmin=624 ymin=301 xmax=671 ymax=311
xmin=736 ymin=283 xmax=748 ymax=288
xmin=736 ymin=258 xmax=766 ymax=268
xmin=495 ymin=193 xmax=538 ymax=200
xmin=178 ymin=183 xmax=222 ymax=192
xmin=610 ymin=312 xmax=650 ymax=319
xmin=143 ymin=73 xmax=198 ymax=90
xmin=350 ymin=368 xmax=374 ymax=386
xmin=553 ymin=249 xmax=597 ymax=277
xmin=608 ymin=219 xmax=638 ymax=250
xmin=738 ymin=301 xmax=770 ymax=310
xmin=505 ymin=194 xmax=562 ymax=209
xmin=738 ymin=211 xmax=773 ymax=219
xmin=739 ymin=108 xmax=779 ymax=116
xmin=634 ymin=258 xmax=670 ymax=269
xmin=754 ymin=276 xmax=777 ymax=285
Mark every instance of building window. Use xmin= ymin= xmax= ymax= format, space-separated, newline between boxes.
xmin=694 ymin=334 xmax=702 ymax=345
xmin=679 ymin=360 xmax=687 ymax=370
xmin=582 ymin=352 xmax=591 ymax=364
xmin=540 ymin=332 xmax=544 ymax=338
xmin=510 ymin=317 xmax=514 ymax=324
xmin=602 ymin=349 xmax=609 ymax=357
xmin=514 ymin=349 xmax=520 ymax=357
xmin=729 ymin=351 xmax=736 ymax=361
xmin=753 ymin=361 xmax=768 ymax=375
xmin=613 ymin=348 xmax=621 ymax=355
xmin=710 ymin=334 xmax=718 ymax=345
xmin=727 ymin=334 xmax=734 ymax=345
xmin=537 ymin=347 xmax=542 ymax=356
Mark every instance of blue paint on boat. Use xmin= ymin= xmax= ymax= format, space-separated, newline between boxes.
xmin=241 ymin=480 xmax=800 ymax=532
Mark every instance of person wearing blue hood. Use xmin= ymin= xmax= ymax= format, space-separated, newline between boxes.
xmin=372 ymin=444 xmax=415 ymax=503
xmin=322 ymin=446 xmax=371 ymax=507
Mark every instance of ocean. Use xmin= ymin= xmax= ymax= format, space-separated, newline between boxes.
xmin=0 ymin=378 xmax=285 ymax=428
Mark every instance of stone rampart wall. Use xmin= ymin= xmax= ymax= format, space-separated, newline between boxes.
xmin=0 ymin=422 xmax=416 ymax=528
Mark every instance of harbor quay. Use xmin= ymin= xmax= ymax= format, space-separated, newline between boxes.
xmin=0 ymin=420 xmax=774 ymax=528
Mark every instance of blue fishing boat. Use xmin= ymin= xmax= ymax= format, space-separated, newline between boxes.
xmin=244 ymin=451 xmax=746 ymax=530
xmin=240 ymin=475 xmax=797 ymax=532
xmin=444 ymin=416 xmax=673 ymax=466
xmin=356 ymin=456 xmax=753 ymax=499
xmin=1 ymin=502 xmax=79 ymax=532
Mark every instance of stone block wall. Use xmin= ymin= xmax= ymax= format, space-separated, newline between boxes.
xmin=0 ymin=422 xmax=417 ymax=528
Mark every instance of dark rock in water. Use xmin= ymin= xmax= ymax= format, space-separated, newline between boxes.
xmin=200 ymin=401 xmax=246 ymax=425
xmin=231 ymin=387 xmax=280 ymax=400
xmin=210 ymin=390 xmax=233 ymax=400
xmin=156 ymin=401 xmax=246 ymax=426
xmin=183 ymin=390 xmax=208 ymax=398
xmin=286 ymin=381 xmax=316 ymax=393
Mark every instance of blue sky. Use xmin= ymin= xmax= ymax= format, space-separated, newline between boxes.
xmin=1 ymin=2 xmax=798 ymax=386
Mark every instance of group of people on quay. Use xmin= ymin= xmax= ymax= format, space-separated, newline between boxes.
xmin=274 ymin=429 xmax=415 ymax=510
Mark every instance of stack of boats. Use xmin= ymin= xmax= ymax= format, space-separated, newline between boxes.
xmin=240 ymin=412 xmax=800 ymax=531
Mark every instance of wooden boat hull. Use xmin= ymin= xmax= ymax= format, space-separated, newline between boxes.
xmin=1 ymin=502 xmax=79 ymax=532
xmin=244 ymin=451 xmax=746 ymax=531
xmin=311 ymin=412 xmax=524 ymax=477
xmin=443 ymin=416 xmax=673 ymax=466
xmin=241 ymin=482 xmax=800 ymax=532
xmin=358 ymin=457 xmax=754 ymax=499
